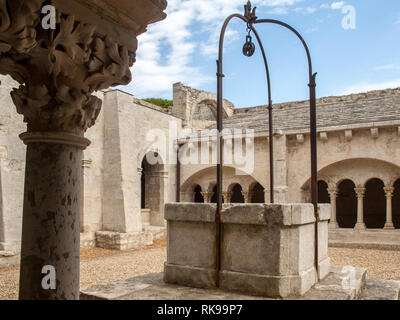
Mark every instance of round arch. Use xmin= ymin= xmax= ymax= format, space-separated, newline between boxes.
xmin=318 ymin=180 xmax=330 ymax=204
xmin=301 ymin=158 xmax=400 ymax=190
xmin=230 ymin=184 xmax=244 ymax=203
xmin=364 ymin=178 xmax=386 ymax=229
xmin=140 ymin=151 xmax=166 ymax=226
xmin=393 ymin=179 xmax=400 ymax=229
xmin=193 ymin=185 xmax=204 ymax=203
xmin=181 ymin=166 xmax=259 ymax=194
xmin=337 ymin=179 xmax=357 ymax=228
xmin=250 ymin=182 xmax=265 ymax=203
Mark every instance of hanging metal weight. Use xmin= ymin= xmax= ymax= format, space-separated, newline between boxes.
xmin=242 ymin=33 xmax=255 ymax=57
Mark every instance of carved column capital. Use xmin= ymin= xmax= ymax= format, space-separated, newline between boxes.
xmin=327 ymin=188 xmax=338 ymax=198
xmin=384 ymin=187 xmax=394 ymax=198
xmin=222 ymin=192 xmax=232 ymax=203
xmin=354 ymin=187 xmax=366 ymax=198
xmin=0 ymin=0 xmax=44 ymax=54
xmin=0 ymin=3 xmax=135 ymax=135
xmin=201 ymin=192 xmax=214 ymax=203
xmin=241 ymin=191 xmax=253 ymax=203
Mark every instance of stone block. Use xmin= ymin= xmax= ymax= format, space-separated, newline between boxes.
xmin=165 ymin=203 xmax=216 ymax=222
xmin=164 ymin=264 xmax=217 ymax=289
xmin=80 ymin=232 xmax=96 ymax=248
xmin=95 ymin=231 xmax=153 ymax=250
xmin=164 ymin=203 xmax=331 ymax=298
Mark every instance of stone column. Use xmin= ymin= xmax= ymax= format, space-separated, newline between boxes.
xmin=223 ymin=192 xmax=232 ymax=203
xmin=354 ymin=188 xmax=366 ymax=230
xmin=201 ymin=192 xmax=214 ymax=203
xmin=155 ymin=170 xmax=169 ymax=227
xmin=264 ymin=189 xmax=271 ymax=204
xmin=0 ymin=0 xmax=167 ymax=300
xmin=327 ymin=188 xmax=338 ymax=229
xmin=19 ymin=132 xmax=90 ymax=300
xmin=384 ymin=187 xmax=395 ymax=230
xmin=241 ymin=191 xmax=253 ymax=203
xmin=0 ymin=5 xmax=139 ymax=299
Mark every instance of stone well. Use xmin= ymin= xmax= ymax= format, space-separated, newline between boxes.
xmin=164 ymin=203 xmax=331 ymax=298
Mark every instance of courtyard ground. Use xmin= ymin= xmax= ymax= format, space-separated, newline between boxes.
xmin=0 ymin=241 xmax=399 ymax=300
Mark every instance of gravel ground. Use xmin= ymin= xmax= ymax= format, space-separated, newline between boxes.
xmin=1 ymin=243 xmax=399 ymax=300
xmin=0 ymin=239 xmax=167 ymax=300
xmin=329 ymin=247 xmax=400 ymax=281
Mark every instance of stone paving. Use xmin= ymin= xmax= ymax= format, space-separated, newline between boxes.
xmin=1 ymin=243 xmax=400 ymax=300
xmin=81 ymin=267 xmax=400 ymax=300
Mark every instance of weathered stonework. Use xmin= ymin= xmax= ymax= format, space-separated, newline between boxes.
xmin=0 ymin=0 xmax=167 ymax=300
xmin=2 ymin=80 xmax=400 ymax=259
xmin=95 ymin=231 xmax=153 ymax=251
xmin=164 ymin=203 xmax=330 ymax=298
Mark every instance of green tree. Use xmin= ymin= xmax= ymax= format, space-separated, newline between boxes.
xmin=143 ymin=98 xmax=173 ymax=109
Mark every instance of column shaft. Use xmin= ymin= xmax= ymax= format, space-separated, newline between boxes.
xmin=328 ymin=189 xmax=338 ymax=229
xmin=354 ymin=188 xmax=366 ymax=230
xmin=19 ymin=140 xmax=84 ymax=300
xmin=384 ymin=187 xmax=394 ymax=230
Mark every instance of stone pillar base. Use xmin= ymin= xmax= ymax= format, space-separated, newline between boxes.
xmin=219 ymin=268 xmax=317 ymax=298
xmin=329 ymin=222 xmax=339 ymax=229
xmin=164 ymin=263 xmax=217 ymax=289
xmin=164 ymin=260 xmax=331 ymax=298
xmin=384 ymin=223 xmax=395 ymax=230
xmin=354 ymin=223 xmax=366 ymax=231
xmin=0 ymin=250 xmax=20 ymax=268
xmin=164 ymin=203 xmax=331 ymax=298
xmin=318 ymin=257 xmax=331 ymax=280
xmin=95 ymin=231 xmax=153 ymax=250
xmin=0 ymin=241 xmax=20 ymax=252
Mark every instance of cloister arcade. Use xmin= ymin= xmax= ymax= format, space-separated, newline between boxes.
xmin=190 ymin=182 xmax=265 ymax=204
xmin=182 ymin=158 xmax=400 ymax=230
xmin=317 ymin=176 xmax=400 ymax=230
xmin=306 ymin=158 xmax=400 ymax=230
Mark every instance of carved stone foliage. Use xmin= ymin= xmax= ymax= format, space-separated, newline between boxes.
xmin=0 ymin=0 xmax=135 ymax=133
xmin=0 ymin=0 xmax=43 ymax=54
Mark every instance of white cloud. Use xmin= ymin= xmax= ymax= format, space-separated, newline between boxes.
xmin=267 ymin=7 xmax=289 ymax=15
xmin=331 ymin=1 xmax=346 ymax=10
xmin=124 ymin=0 xmax=307 ymax=98
xmin=340 ymin=79 xmax=400 ymax=95
xmin=263 ymin=0 xmax=303 ymax=5
xmin=294 ymin=7 xmax=317 ymax=15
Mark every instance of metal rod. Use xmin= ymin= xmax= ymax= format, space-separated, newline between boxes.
xmin=176 ymin=144 xmax=181 ymax=202
xmin=254 ymin=17 xmax=319 ymax=280
xmin=216 ymin=2 xmax=319 ymax=283
xmin=216 ymin=58 xmax=224 ymax=288
xmin=249 ymin=26 xmax=274 ymax=203
xmin=216 ymin=13 xmax=248 ymax=288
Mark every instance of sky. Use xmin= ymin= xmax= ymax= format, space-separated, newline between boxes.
xmin=119 ymin=0 xmax=400 ymax=108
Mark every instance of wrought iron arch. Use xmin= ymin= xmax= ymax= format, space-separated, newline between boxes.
xmin=215 ymin=1 xmax=319 ymax=285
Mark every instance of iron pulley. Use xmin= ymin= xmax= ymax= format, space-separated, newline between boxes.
xmin=242 ymin=29 xmax=255 ymax=57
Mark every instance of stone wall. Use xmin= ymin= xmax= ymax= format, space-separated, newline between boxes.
xmin=2 ymin=75 xmax=400 ymax=254
xmin=101 ymin=90 xmax=183 ymax=235
xmin=0 ymin=75 xmax=26 ymax=251
xmin=172 ymin=82 xmax=234 ymax=130
xmin=164 ymin=203 xmax=331 ymax=298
